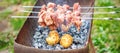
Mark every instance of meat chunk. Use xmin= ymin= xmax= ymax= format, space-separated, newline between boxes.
xmin=48 ymin=24 xmax=57 ymax=30
xmin=41 ymin=5 xmax=47 ymax=11
xmin=57 ymin=14 xmax=65 ymax=24
xmin=47 ymin=8 xmax=54 ymax=13
xmin=38 ymin=2 xmax=82 ymax=32
xmin=71 ymin=16 xmax=82 ymax=31
xmin=61 ymin=24 xmax=70 ymax=32
xmin=44 ymin=15 xmax=53 ymax=26
xmin=65 ymin=10 xmax=72 ymax=24
xmin=63 ymin=4 xmax=70 ymax=11
xmin=38 ymin=22 xmax=46 ymax=27
xmin=38 ymin=11 xmax=46 ymax=27
xmin=47 ymin=2 xmax=56 ymax=8
xmin=38 ymin=5 xmax=46 ymax=16
xmin=73 ymin=3 xmax=80 ymax=11
xmin=72 ymin=10 xmax=80 ymax=16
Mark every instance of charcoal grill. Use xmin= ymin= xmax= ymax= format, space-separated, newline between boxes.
xmin=14 ymin=0 xmax=95 ymax=53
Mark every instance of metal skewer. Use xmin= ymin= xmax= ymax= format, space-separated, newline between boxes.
xmin=20 ymin=10 xmax=119 ymax=14
xmin=11 ymin=16 xmax=38 ymax=18
xmin=11 ymin=16 xmax=120 ymax=20
xmin=23 ymin=6 xmax=119 ymax=9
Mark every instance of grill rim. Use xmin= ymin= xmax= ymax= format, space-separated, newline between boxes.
xmin=14 ymin=0 xmax=95 ymax=53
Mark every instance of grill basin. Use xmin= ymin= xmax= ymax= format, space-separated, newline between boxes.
xmin=14 ymin=0 xmax=95 ymax=53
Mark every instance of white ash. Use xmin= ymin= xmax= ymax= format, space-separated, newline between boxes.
xmin=32 ymin=20 xmax=90 ymax=50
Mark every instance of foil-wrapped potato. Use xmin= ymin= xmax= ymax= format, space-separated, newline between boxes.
xmin=46 ymin=30 xmax=60 ymax=46
xmin=60 ymin=34 xmax=73 ymax=48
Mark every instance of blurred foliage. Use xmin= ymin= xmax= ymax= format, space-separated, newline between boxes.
xmin=0 ymin=0 xmax=120 ymax=53
xmin=92 ymin=0 xmax=120 ymax=53
xmin=0 ymin=0 xmax=36 ymax=53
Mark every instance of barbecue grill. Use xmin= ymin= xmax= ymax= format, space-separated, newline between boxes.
xmin=14 ymin=0 xmax=95 ymax=53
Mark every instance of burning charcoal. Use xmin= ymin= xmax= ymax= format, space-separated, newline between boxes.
xmin=58 ymin=32 xmax=62 ymax=35
xmin=47 ymin=45 xmax=52 ymax=48
xmin=37 ymin=38 xmax=41 ymax=42
xmin=71 ymin=44 xmax=77 ymax=49
xmin=39 ymin=35 xmax=44 ymax=39
xmin=46 ymin=45 xmax=53 ymax=50
xmin=33 ymin=43 xmax=39 ymax=49
xmin=35 ymin=32 xmax=41 ymax=36
xmin=83 ymin=29 xmax=88 ymax=34
xmin=42 ymin=30 xmax=48 ymax=35
xmin=41 ymin=45 xmax=47 ymax=49
xmin=43 ymin=26 xmax=49 ymax=30
xmin=79 ymin=38 xmax=84 ymax=44
xmin=82 ymin=21 xmax=89 ymax=29
xmin=38 ymin=26 xmax=45 ymax=33
xmin=66 ymin=32 xmax=72 ymax=35
xmin=68 ymin=25 xmax=77 ymax=32
xmin=69 ymin=26 xmax=77 ymax=33
xmin=81 ymin=20 xmax=86 ymax=27
xmin=58 ymin=31 xmax=64 ymax=37
xmin=59 ymin=45 xmax=64 ymax=49
xmin=85 ymin=22 xmax=90 ymax=29
xmin=67 ymin=47 xmax=71 ymax=50
xmin=37 ymin=39 xmax=43 ymax=43
xmin=73 ymin=35 xmax=80 ymax=44
xmin=33 ymin=39 xmax=38 ymax=43
xmin=55 ymin=44 xmax=61 ymax=50
xmin=76 ymin=31 xmax=81 ymax=35
xmin=77 ymin=44 xmax=83 ymax=48
xmin=34 ymin=45 xmax=39 ymax=49
xmin=33 ymin=32 xmax=41 ymax=39
xmin=80 ymin=33 xmax=86 ymax=39
xmin=38 ymin=43 xmax=42 ymax=48
xmin=56 ymin=27 xmax=61 ymax=32
xmin=49 ymin=47 xmax=55 ymax=50
xmin=36 ymin=26 xmax=41 ymax=31
xmin=33 ymin=35 xmax=38 ymax=39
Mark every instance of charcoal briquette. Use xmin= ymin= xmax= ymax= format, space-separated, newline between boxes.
xmin=71 ymin=44 xmax=77 ymax=49
xmin=32 ymin=20 xmax=90 ymax=50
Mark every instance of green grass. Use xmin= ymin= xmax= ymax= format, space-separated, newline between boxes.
xmin=0 ymin=0 xmax=36 ymax=53
xmin=92 ymin=0 xmax=120 ymax=53
xmin=0 ymin=0 xmax=120 ymax=53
